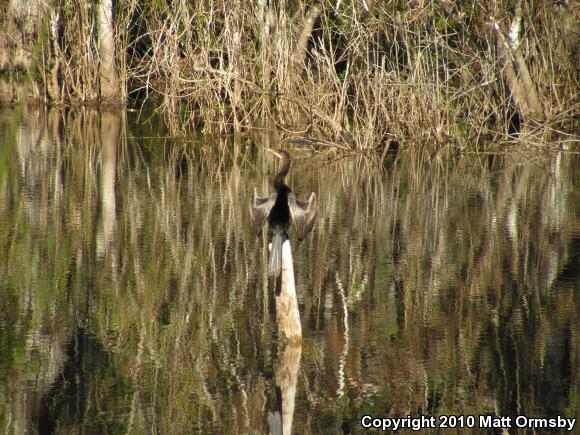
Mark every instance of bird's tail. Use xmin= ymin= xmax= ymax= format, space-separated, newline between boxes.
xmin=268 ymin=232 xmax=285 ymax=276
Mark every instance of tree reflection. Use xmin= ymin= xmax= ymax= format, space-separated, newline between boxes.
xmin=0 ymin=107 xmax=577 ymax=433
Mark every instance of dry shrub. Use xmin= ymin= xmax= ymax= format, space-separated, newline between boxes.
xmin=116 ymin=1 xmax=577 ymax=151
xmin=1 ymin=0 xmax=577 ymax=151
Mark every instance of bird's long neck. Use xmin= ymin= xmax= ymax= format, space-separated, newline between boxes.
xmin=273 ymin=157 xmax=290 ymax=190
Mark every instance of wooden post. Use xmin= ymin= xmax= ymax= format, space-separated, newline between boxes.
xmin=275 ymin=240 xmax=302 ymax=341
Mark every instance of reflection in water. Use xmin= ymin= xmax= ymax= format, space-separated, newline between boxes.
xmin=96 ymin=111 xmax=120 ymax=258
xmin=0 ymin=106 xmax=578 ymax=433
xmin=268 ymin=343 xmax=302 ymax=435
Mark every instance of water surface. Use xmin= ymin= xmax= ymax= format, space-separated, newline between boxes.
xmin=0 ymin=106 xmax=578 ymax=433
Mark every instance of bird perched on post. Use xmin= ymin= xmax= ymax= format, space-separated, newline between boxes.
xmin=250 ymin=149 xmax=317 ymax=275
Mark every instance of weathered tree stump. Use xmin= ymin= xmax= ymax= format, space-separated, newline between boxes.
xmin=275 ymin=240 xmax=302 ymax=342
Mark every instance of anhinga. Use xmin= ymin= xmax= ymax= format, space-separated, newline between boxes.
xmin=250 ymin=149 xmax=316 ymax=275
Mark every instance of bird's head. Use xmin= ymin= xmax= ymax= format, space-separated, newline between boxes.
xmin=267 ymin=149 xmax=291 ymax=186
xmin=266 ymin=148 xmax=291 ymax=163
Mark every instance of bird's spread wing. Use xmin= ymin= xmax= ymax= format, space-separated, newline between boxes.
xmin=288 ymin=192 xmax=317 ymax=240
xmin=250 ymin=188 xmax=276 ymax=236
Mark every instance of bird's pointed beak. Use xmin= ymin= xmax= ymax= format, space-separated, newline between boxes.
xmin=266 ymin=148 xmax=283 ymax=159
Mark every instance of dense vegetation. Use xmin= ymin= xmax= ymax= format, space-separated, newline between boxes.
xmin=0 ymin=1 xmax=578 ymax=150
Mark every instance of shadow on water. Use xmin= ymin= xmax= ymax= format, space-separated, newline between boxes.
xmin=0 ymin=106 xmax=578 ymax=433
xmin=36 ymin=327 xmax=128 ymax=435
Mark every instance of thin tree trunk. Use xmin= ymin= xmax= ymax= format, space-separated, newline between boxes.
xmin=47 ymin=7 xmax=61 ymax=103
xmin=290 ymin=3 xmax=321 ymax=74
xmin=257 ymin=0 xmax=273 ymax=118
xmin=492 ymin=3 xmax=544 ymax=123
xmin=97 ymin=0 xmax=120 ymax=102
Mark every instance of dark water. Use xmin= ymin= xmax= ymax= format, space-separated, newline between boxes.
xmin=0 ymin=106 xmax=578 ymax=434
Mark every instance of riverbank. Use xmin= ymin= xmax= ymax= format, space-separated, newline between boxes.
xmin=1 ymin=1 xmax=578 ymax=152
